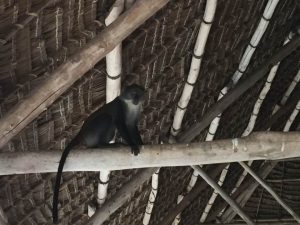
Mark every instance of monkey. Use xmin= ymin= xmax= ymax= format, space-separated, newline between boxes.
xmin=52 ymin=84 xmax=145 ymax=223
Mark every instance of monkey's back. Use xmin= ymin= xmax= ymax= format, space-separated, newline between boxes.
xmin=79 ymin=98 xmax=122 ymax=147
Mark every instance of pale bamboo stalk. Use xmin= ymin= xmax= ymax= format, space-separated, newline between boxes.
xmin=200 ymin=0 xmax=279 ymax=212
xmin=200 ymin=0 xmax=279 ymax=213
xmin=222 ymin=33 xmax=294 ymax=208
xmin=88 ymin=168 xmax=158 ymax=225
xmin=192 ymin=166 xmax=255 ymax=225
xmin=178 ymin=37 xmax=300 ymax=143
xmin=105 ymin=0 xmax=124 ymax=103
xmin=200 ymin=164 xmax=230 ymax=223
xmin=95 ymin=0 xmax=125 ymax=213
xmin=97 ymin=171 xmax=110 ymax=206
xmin=143 ymin=169 xmax=160 ymax=225
xmin=171 ymin=1 xmax=218 ymax=223
xmin=171 ymin=0 xmax=217 ymax=136
xmin=229 ymin=161 xmax=253 ymax=196
xmin=172 ymin=195 xmax=184 ymax=225
xmin=231 ymin=0 xmax=280 ymax=83
xmin=198 ymin=87 xmax=229 ymax=222
xmin=173 ymin=170 xmax=198 ymax=225
xmin=0 ymin=132 xmax=299 ymax=175
xmin=242 ymin=33 xmax=293 ymax=136
xmin=273 ymin=69 xmax=300 ymax=114
xmin=239 ymin=161 xmax=300 ymax=223
xmin=0 ymin=0 xmax=170 ymax=149
xmin=205 ymin=87 xmax=228 ymax=141
xmin=284 ymin=100 xmax=300 ymax=132
xmin=242 ymin=63 xmax=280 ymax=136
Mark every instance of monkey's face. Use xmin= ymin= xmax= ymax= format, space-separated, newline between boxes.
xmin=122 ymin=84 xmax=145 ymax=105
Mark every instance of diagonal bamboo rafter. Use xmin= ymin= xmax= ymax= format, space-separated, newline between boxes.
xmin=192 ymin=165 xmax=255 ymax=225
xmin=239 ymin=161 xmax=300 ymax=223
xmin=178 ymin=35 xmax=300 ymax=143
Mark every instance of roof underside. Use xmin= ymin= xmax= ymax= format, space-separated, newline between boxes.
xmin=0 ymin=0 xmax=300 ymax=225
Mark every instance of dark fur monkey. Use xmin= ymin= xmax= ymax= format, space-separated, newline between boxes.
xmin=52 ymin=84 xmax=145 ymax=223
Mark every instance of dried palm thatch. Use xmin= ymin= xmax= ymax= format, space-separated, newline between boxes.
xmin=0 ymin=0 xmax=299 ymax=225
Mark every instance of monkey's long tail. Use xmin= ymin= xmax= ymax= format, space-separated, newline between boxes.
xmin=52 ymin=136 xmax=80 ymax=224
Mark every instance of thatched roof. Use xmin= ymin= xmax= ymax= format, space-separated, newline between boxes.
xmin=0 ymin=0 xmax=299 ymax=225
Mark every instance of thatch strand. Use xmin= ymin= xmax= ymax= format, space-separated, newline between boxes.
xmin=0 ymin=0 xmax=55 ymax=45
xmin=0 ymin=0 xmax=170 ymax=149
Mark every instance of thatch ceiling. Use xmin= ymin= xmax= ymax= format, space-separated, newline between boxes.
xmin=0 ymin=0 xmax=299 ymax=225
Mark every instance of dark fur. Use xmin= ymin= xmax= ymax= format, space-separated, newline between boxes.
xmin=52 ymin=84 xmax=144 ymax=223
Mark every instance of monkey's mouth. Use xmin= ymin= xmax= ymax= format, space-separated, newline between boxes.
xmin=133 ymin=98 xmax=140 ymax=105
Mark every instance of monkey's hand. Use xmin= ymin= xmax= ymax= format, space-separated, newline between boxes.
xmin=131 ymin=145 xmax=140 ymax=156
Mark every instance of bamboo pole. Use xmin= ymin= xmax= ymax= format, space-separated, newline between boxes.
xmin=239 ymin=161 xmax=300 ymax=223
xmin=206 ymin=161 xmax=277 ymax=222
xmin=95 ymin=0 xmax=125 ymax=212
xmin=192 ymin=166 xmax=255 ymax=225
xmin=159 ymin=164 xmax=227 ymax=225
xmin=0 ymin=0 xmax=169 ymax=149
xmin=88 ymin=168 xmax=158 ymax=225
xmin=258 ymin=93 xmax=300 ymax=131
xmin=178 ymin=36 xmax=300 ymax=143
xmin=0 ymin=132 xmax=299 ymax=175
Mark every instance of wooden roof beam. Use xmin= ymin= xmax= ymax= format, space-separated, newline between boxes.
xmin=0 ymin=131 xmax=299 ymax=175
xmin=0 ymin=0 xmax=169 ymax=149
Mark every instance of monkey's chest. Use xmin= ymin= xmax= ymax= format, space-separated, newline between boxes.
xmin=125 ymin=104 xmax=140 ymax=124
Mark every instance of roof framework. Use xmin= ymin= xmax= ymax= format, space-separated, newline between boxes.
xmin=0 ymin=0 xmax=299 ymax=225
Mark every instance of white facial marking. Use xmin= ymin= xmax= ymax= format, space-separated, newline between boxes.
xmin=124 ymin=99 xmax=141 ymax=123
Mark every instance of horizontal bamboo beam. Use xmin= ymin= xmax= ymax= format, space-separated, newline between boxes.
xmin=88 ymin=168 xmax=158 ymax=225
xmin=0 ymin=132 xmax=299 ymax=175
xmin=178 ymin=36 xmax=300 ymax=142
xmin=0 ymin=0 xmax=169 ymax=149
